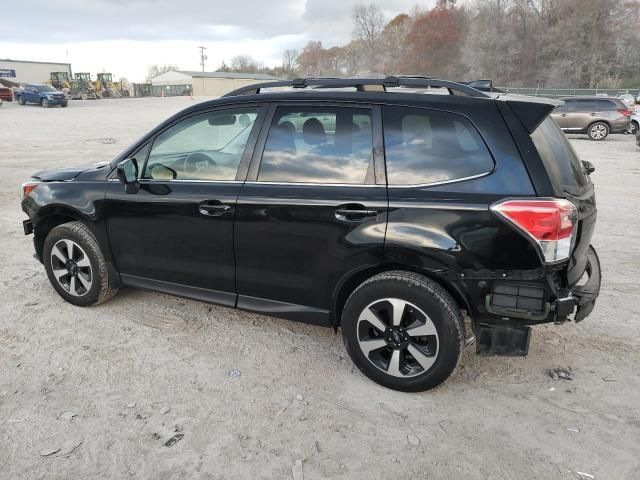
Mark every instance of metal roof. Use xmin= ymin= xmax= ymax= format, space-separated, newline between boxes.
xmin=178 ymin=71 xmax=279 ymax=81
xmin=0 ymin=58 xmax=71 ymax=66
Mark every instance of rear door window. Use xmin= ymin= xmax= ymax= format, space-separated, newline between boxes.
xmin=257 ymin=106 xmax=374 ymax=184
xmin=530 ymin=116 xmax=588 ymax=194
xmin=382 ymin=106 xmax=494 ymax=185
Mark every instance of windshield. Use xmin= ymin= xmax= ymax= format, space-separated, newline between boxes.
xmin=36 ymin=85 xmax=57 ymax=93
xmin=531 ymin=116 xmax=588 ymax=194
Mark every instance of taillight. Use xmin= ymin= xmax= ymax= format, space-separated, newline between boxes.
xmin=21 ymin=181 xmax=41 ymax=200
xmin=618 ymin=108 xmax=632 ymax=116
xmin=491 ymin=199 xmax=577 ymax=263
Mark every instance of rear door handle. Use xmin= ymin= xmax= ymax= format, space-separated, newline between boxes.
xmin=199 ymin=201 xmax=232 ymax=216
xmin=335 ymin=204 xmax=378 ymax=222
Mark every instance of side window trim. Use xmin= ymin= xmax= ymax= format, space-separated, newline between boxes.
xmin=246 ymin=102 xmax=276 ymax=182
xmin=140 ymin=104 xmax=265 ymax=183
xmin=246 ymin=102 xmax=380 ymax=186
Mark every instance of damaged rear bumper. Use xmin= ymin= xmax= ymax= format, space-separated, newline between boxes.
xmin=447 ymin=245 xmax=601 ymax=356
xmin=480 ymin=245 xmax=601 ymax=324
xmin=569 ymin=245 xmax=601 ymax=322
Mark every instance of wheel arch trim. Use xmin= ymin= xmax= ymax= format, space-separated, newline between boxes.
xmin=330 ymin=264 xmax=471 ymax=328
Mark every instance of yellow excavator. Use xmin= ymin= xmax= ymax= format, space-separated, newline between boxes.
xmin=94 ymin=73 xmax=130 ymax=98
xmin=48 ymin=72 xmax=71 ymax=92
xmin=69 ymin=73 xmax=98 ymax=100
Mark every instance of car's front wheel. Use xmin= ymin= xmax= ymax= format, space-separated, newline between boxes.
xmin=43 ymin=221 xmax=119 ymax=307
xmin=341 ymin=271 xmax=464 ymax=392
xmin=41 ymin=98 xmax=49 ymax=108
xmin=18 ymin=96 xmax=25 ymax=105
xmin=588 ymin=122 xmax=609 ymax=141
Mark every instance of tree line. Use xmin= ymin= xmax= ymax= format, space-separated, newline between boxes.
xmin=152 ymin=0 xmax=640 ymax=89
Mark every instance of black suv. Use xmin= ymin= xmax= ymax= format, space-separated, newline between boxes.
xmin=21 ymin=77 xmax=601 ymax=391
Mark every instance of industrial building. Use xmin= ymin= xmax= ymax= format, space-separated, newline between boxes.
xmin=150 ymin=70 xmax=279 ymax=97
xmin=0 ymin=59 xmax=72 ymax=85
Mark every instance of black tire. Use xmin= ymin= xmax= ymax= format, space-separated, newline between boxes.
xmin=587 ymin=121 xmax=609 ymax=141
xmin=62 ymin=102 xmax=68 ymax=108
xmin=41 ymin=98 xmax=49 ymax=108
xmin=630 ymin=121 xmax=639 ymax=136
xmin=18 ymin=96 xmax=25 ymax=105
xmin=43 ymin=221 xmax=119 ymax=307
xmin=341 ymin=271 xmax=464 ymax=392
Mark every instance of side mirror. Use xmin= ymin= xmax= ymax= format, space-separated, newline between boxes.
xmin=117 ymin=158 xmax=140 ymax=193
xmin=582 ymin=160 xmax=595 ymax=175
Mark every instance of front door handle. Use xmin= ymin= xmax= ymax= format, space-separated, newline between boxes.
xmin=335 ymin=204 xmax=378 ymax=222
xmin=199 ymin=201 xmax=232 ymax=216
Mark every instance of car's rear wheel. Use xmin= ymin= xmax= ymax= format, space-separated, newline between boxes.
xmin=341 ymin=271 xmax=464 ymax=392
xmin=588 ymin=122 xmax=609 ymax=141
xmin=630 ymin=121 xmax=639 ymax=136
xmin=43 ymin=221 xmax=118 ymax=307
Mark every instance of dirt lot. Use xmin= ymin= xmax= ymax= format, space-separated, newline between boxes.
xmin=0 ymin=97 xmax=638 ymax=480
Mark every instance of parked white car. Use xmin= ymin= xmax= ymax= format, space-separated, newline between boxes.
xmin=619 ymin=93 xmax=636 ymax=111
xmin=629 ymin=110 xmax=639 ymax=135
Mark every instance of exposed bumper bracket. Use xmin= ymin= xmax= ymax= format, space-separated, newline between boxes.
xmin=23 ymin=219 xmax=33 ymax=235
xmin=571 ymin=246 xmax=601 ymax=322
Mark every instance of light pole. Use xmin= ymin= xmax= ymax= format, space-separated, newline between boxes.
xmin=198 ymin=46 xmax=207 ymax=73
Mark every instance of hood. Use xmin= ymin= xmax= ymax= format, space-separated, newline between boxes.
xmin=32 ymin=162 xmax=109 ymax=181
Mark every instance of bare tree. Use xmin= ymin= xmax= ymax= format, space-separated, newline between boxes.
xmin=352 ymin=4 xmax=385 ymax=72
xmin=145 ymin=64 xmax=178 ymax=83
xmin=281 ymin=49 xmax=299 ymax=78
xmin=230 ymin=55 xmax=258 ymax=73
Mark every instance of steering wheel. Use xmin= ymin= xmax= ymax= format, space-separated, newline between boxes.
xmin=184 ymin=152 xmax=217 ymax=174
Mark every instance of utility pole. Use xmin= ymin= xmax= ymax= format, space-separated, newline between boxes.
xmin=198 ymin=46 xmax=207 ymax=72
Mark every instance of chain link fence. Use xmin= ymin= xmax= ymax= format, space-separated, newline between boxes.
xmin=497 ymin=87 xmax=640 ymax=99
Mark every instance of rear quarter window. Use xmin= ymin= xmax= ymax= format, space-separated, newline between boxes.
xmin=531 ymin=116 xmax=588 ymax=194
xmin=382 ymin=106 xmax=494 ymax=185
xmin=596 ymin=99 xmax=619 ymax=110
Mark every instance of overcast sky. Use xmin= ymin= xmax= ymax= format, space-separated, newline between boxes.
xmin=1 ymin=0 xmax=434 ymax=82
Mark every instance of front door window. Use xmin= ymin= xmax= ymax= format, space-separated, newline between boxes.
xmin=143 ymin=108 xmax=259 ymax=181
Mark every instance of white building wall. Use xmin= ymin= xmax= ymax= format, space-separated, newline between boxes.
xmin=150 ymin=71 xmax=193 ymax=87
xmin=0 ymin=60 xmax=72 ymax=84
xmin=192 ymin=77 xmax=273 ymax=97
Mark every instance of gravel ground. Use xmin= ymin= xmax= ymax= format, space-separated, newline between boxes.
xmin=0 ymin=98 xmax=639 ymax=480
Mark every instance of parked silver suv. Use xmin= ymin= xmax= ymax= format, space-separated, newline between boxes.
xmin=551 ymin=96 xmax=631 ymax=140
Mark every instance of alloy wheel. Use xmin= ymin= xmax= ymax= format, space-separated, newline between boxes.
xmin=50 ymin=239 xmax=92 ymax=296
xmin=356 ymin=298 xmax=439 ymax=378
xmin=589 ymin=124 xmax=607 ymax=140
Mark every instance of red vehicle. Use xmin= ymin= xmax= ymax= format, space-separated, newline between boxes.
xmin=0 ymin=85 xmax=13 ymax=102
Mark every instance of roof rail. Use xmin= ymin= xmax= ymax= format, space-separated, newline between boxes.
xmin=222 ymin=76 xmax=489 ymax=98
